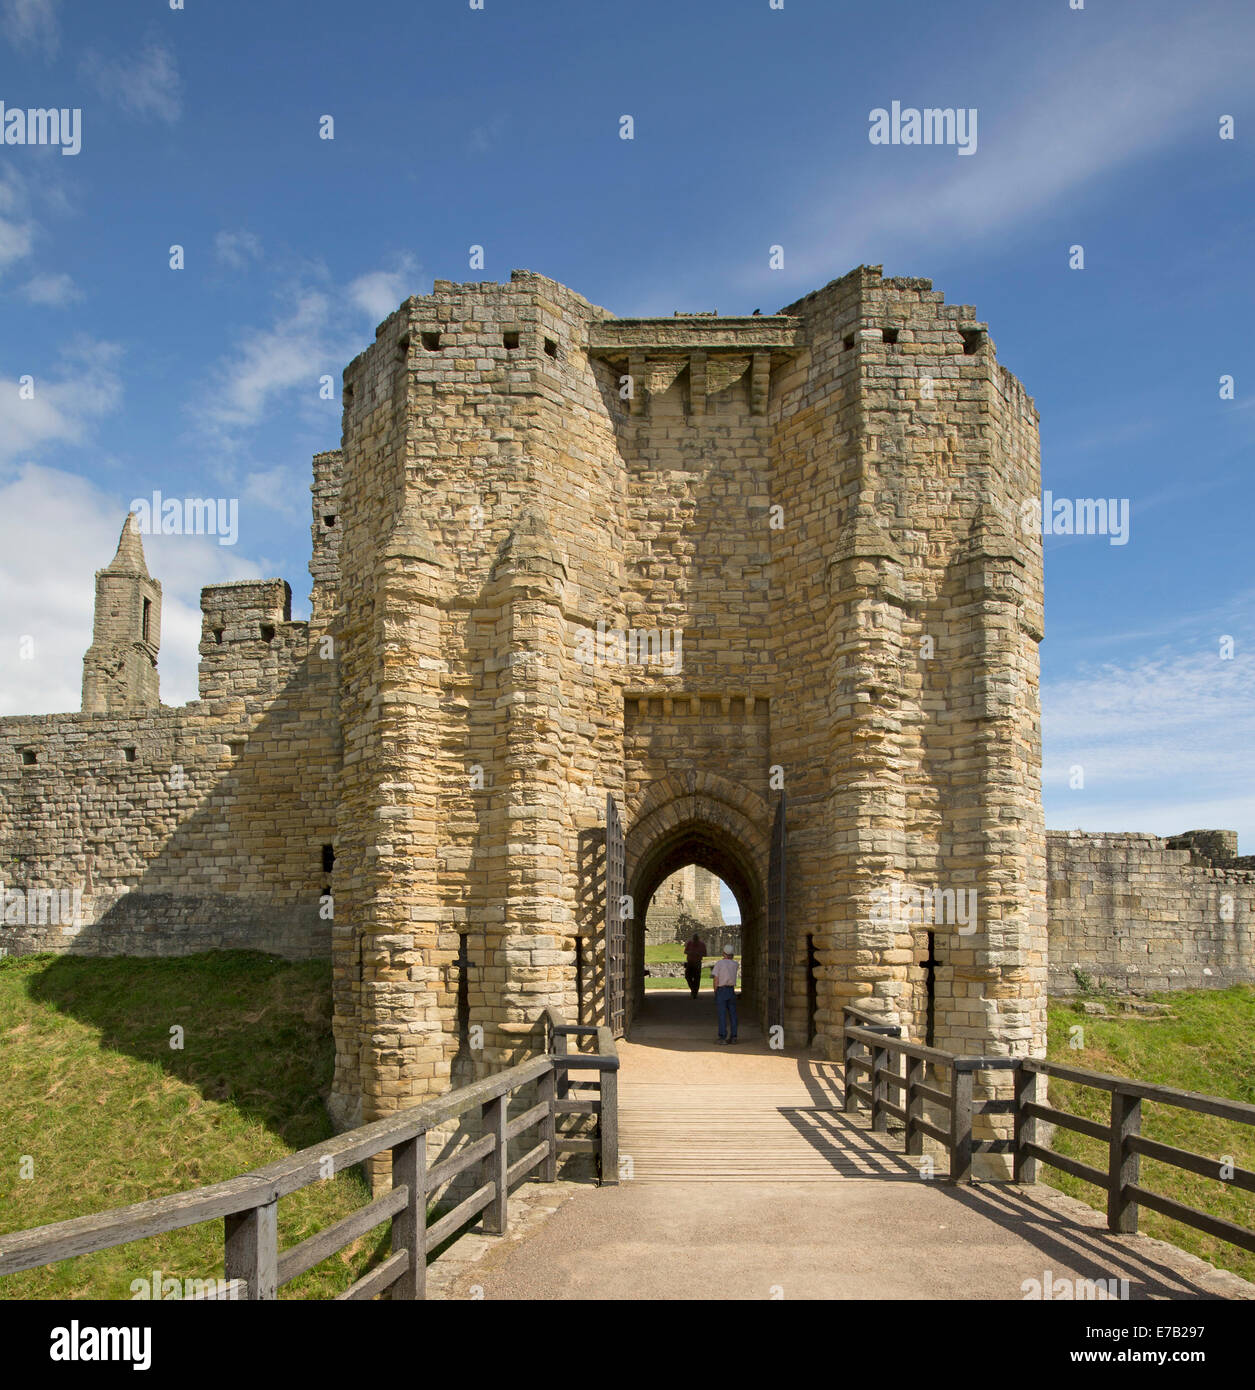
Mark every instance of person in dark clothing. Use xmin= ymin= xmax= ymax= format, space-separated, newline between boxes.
xmin=682 ymin=932 xmax=707 ymax=998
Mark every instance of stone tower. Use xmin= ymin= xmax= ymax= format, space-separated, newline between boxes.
xmin=327 ymin=266 xmax=1046 ymax=1149
xmin=81 ymin=513 xmax=161 ymax=714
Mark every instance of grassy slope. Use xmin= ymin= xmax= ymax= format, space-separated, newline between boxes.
xmin=0 ymin=952 xmax=380 ymax=1300
xmin=1044 ymin=987 xmax=1255 ymax=1282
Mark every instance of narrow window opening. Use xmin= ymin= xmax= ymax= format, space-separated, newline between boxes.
xmin=882 ymin=327 xmax=899 ymax=345
xmin=421 ymin=331 xmax=441 ymax=352
xmin=921 ymin=929 xmax=940 ymax=1048
xmin=503 ymin=331 xmax=520 ymax=350
xmin=321 ymin=843 xmax=335 ymax=874
xmin=323 ymin=514 xmax=336 ymax=528
xmin=806 ymin=934 xmax=818 ymax=1046
xmin=124 ymin=746 xmax=137 ymax=763
xmin=843 ymin=334 xmax=855 ymax=351
xmin=543 ymin=337 xmax=558 ymax=358
xmin=396 ymin=333 xmax=410 ymax=359
xmin=212 ymin=627 xmax=224 ymax=645
xmin=960 ymin=329 xmax=983 ymax=355
xmin=21 ymin=748 xmax=37 ymax=766
xmin=141 ymin=597 xmax=151 ymax=643
xmin=575 ymin=937 xmax=585 ymax=1023
xmin=456 ymin=933 xmax=470 ymax=1044
xmin=260 ymin=624 xmax=275 ymax=644
xmin=228 ymin=739 xmax=245 ymax=757
xmin=343 ymin=384 xmax=355 ymax=405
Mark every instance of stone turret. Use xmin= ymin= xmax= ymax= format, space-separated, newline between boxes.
xmin=81 ymin=513 xmax=161 ymax=714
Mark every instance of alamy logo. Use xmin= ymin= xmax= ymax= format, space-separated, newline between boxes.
xmin=1022 ymin=1270 xmax=1130 ymax=1301
xmin=130 ymin=1267 xmax=240 ymax=1299
xmin=130 ymin=491 xmax=239 ymax=546
xmin=49 ymin=1322 xmax=151 ymax=1370
xmin=575 ymin=619 xmax=683 ymax=673
xmin=1020 ymin=492 xmax=1130 ymax=546
xmin=869 ymin=101 xmax=977 ymax=156
xmin=1 ymin=882 xmax=83 ymax=928
xmin=1 ymin=102 xmax=82 ymax=156
xmin=869 ymin=882 xmax=978 ymax=933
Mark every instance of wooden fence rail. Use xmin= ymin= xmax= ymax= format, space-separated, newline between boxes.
xmin=0 ymin=1009 xmax=618 ymax=1301
xmin=841 ymin=1003 xmax=1255 ymax=1260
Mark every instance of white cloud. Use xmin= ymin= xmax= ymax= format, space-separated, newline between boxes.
xmin=195 ymin=255 xmax=421 ymax=442
xmin=19 ymin=270 xmax=81 ymax=306
xmin=769 ymin=4 xmax=1255 ymax=292
xmin=80 ymin=41 xmax=182 ymax=124
xmin=243 ymin=463 xmax=309 ymax=525
xmin=0 ymin=168 xmax=34 ymax=273
xmin=214 ymin=229 xmax=263 ymax=270
xmin=199 ymin=291 xmax=334 ymax=433
xmin=347 ymin=255 xmax=419 ymax=322
xmin=1042 ymin=645 xmax=1255 ymax=851
xmin=2 ymin=0 xmax=58 ymax=57
xmin=0 ymin=338 xmax=123 ymax=467
xmin=0 ymin=464 xmax=263 ymax=715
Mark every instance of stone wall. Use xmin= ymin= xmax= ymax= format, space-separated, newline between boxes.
xmin=643 ymin=865 xmax=726 ymax=945
xmin=0 ymin=522 xmax=340 ymax=962
xmin=1047 ymin=830 xmax=1255 ymax=995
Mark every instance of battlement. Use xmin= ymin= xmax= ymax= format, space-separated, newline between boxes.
xmin=198 ymin=579 xmax=301 ymax=703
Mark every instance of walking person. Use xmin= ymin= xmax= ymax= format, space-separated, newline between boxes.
xmin=712 ymin=945 xmax=738 ymax=1044
xmin=682 ymin=930 xmax=707 ymax=999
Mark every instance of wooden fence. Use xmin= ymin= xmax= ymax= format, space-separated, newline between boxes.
xmin=0 ymin=1009 xmax=619 ymax=1300
xmin=842 ymin=1002 xmax=1255 ymax=1258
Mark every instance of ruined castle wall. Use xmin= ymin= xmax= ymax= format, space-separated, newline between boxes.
xmin=1047 ymin=831 xmax=1255 ymax=994
xmin=0 ymin=625 xmax=339 ymax=959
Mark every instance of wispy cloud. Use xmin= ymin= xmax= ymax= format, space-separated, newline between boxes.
xmin=1043 ymin=642 xmax=1255 ymax=848
xmin=347 ymin=254 xmax=419 ymax=321
xmin=0 ymin=168 xmax=34 ymax=273
xmin=768 ymin=3 xmax=1255 ymax=292
xmin=2 ymin=0 xmax=59 ymax=58
xmin=214 ymin=229 xmax=263 ymax=270
xmin=0 ymin=338 xmax=123 ymax=468
xmin=19 ymin=270 xmax=81 ymax=306
xmin=80 ymin=40 xmax=183 ymax=124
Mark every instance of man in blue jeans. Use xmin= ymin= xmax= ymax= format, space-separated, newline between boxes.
xmin=712 ymin=946 xmax=738 ymax=1044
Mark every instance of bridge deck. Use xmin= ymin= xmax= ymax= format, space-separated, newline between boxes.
xmin=618 ymin=992 xmax=926 ymax=1181
xmin=430 ymin=992 xmax=1252 ymax=1299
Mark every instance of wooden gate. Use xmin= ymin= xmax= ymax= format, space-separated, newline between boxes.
xmin=605 ymin=793 xmax=626 ymax=1037
xmin=767 ymin=791 xmax=787 ymax=1034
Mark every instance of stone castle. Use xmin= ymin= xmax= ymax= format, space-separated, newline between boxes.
xmin=1 ymin=266 xmax=1251 ymax=1138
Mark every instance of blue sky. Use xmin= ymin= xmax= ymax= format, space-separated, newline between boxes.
xmin=1 ymin=0 xmax=1253 ymax=882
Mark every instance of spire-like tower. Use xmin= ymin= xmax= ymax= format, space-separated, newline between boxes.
xmin=81 ymin=513 xmax=162 ymax=713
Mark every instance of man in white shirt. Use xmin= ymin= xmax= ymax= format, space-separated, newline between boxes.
xmin=711 ymin=946 xmax=739 ymax=1044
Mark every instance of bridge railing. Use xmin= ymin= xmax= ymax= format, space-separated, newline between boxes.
xmin=841 ymin=1003 xmax=1255 ymax=1259
xmin=0 ymin=1009 xmax=619 ymax=1300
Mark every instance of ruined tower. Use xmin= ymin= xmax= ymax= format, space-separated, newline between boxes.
xmin=327 ymin=266 xmax=1048 ymax=1154
xmin=81 ymin=513 xmax=161 ymax=714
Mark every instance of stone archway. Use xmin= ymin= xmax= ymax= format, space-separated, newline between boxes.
xmin=624 ymin=773 xmax=770 ymax=1034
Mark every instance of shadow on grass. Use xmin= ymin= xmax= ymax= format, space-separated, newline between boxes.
xmin=20 ymin=948 xmax=337 ymax=1151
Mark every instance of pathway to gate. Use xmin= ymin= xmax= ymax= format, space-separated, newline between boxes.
xmin=438 ymin=994 xmax=1252 ymax=1300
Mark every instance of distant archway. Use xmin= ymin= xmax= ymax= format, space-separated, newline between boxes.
xmin=624 ymin=773 xmax=769 ymax=1033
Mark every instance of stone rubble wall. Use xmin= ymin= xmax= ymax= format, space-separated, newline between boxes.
xmin=1047 ymin=830 xmax=1255 ymax=994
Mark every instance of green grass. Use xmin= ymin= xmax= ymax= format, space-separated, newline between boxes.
xmin=0 ymin=951 xmax=385 ymax=1300
xmin=1044 ymin=987 xmax=1255 ymax=1282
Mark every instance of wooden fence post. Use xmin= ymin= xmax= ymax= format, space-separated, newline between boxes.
xmin=871 ymin=1042 xmax=888 ymax=1132
xmin=553 ymin=1030 xmax=570 ymax=1100
xmin=599 ymin=1066 xmax=619 ymax=1187
xmin=1107 ymin=1089 xmax=1141 ymax=1233
xmin=905 ymin=1056 xmax=925 ymax=1155
xmin=224 ymin=1199 xmax=278 ymax=1300
xmin=390 ymin=1133 xmax=426 ymax=1300
xmin=539 ymin=1067 xmax=557 ymax=1183
xmin=481 ymin=1093 xmax=508 ymax=1236
xmin=950 ymin=1066 xmax=974 ymax=1184
xmin=843 ymin=1019 xmax=859 ymax=1113
xmin=1013 ymin=1064 xmax=1038 ymax=1184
